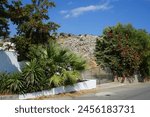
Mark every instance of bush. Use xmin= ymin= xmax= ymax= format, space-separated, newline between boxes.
xmin=0 ymin=41 xmax=86 ymax=94
xmin=62 ymin=70 xmax=80 ymax=86
xmin=12 ymin=36 xmax=32 ymax=61
xmin=0 ymin=72 xmax=9 ymax=93
xmin=0 ymin=43 xmax=3 ymax=47
xmin=47 ymin=70 xmax=80 ymax=87
xmin=48 ymin=74 xmax=63 ymax=87
xmin=0 ymin=72 xmax=24 ymax=94
xmin=27 ymin=41 xmax=86 ymax=77
xmin=22 ymin=59 xmax=46 ymax=92
xmin=46 ymin=41 xmax=86 ymax=71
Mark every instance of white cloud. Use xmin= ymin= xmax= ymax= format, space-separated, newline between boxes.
xmin=60 ymin=2 xmax=113 ymax=18
xmin=60 ymin=10 xmax=68 ymax=14
xmin=64 ymin=14 xmax=71 ymax=19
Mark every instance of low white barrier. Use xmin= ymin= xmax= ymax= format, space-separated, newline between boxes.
xmin=19 ymin=79 xmax=96 ymax=100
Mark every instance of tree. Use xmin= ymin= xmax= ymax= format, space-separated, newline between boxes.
xmin=8 ymin=0 xmax=60 ymax=60
xmin=10 ymin=0 xmax=59 ymax=44
xmin=0 ymin=0 xmax=9 ymax=39
xmin=134 ymin=29 xmax=150 ymax=79
xmin=95 ymin=23 xmax=150 ymax=81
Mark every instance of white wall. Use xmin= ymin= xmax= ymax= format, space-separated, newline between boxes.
xmin=19 ymin=80 xmax=96 ymax=100
xmin=0 ymin=51 xmax=21 ymax=73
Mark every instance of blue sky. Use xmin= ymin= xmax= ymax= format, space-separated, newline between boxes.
xmin=10 ymin=0 xmax=150 ymax=36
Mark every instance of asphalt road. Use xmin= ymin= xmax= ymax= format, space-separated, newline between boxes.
xmin=73 ymin=83 xmax=150 ymax=100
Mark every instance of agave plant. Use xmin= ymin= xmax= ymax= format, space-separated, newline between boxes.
xmin=0 ymin=72 xmax=24 ymax=94
xmin=0 ymin=72 xmax=9 ymax=93
xmin=22 ymin=59 xmax=46 ymax=92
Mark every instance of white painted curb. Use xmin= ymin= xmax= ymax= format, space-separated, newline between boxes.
xmin=19 ymin=79 xmax=96 ymax=100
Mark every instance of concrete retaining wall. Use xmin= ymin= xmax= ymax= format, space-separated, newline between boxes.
xmin=114 ymin=75 xmax=139 ymax=83
xmin=0 ymin=95 xmax=19 ymax=100
xmin=0 ymin=80 xmax=96 ymax=100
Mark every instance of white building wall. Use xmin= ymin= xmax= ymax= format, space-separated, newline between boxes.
xmin=0 ymin=51 xmax=21 ymax=73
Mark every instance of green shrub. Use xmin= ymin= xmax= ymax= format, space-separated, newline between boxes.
xmin=27 ymin=45 xmax=46 ymax=60
xmin=22 ymin=41 xmax=85 ymax=91
xmin=0 ymin=43 xmax=3 ymax=47
xmin=0 ymin=72 xmax=9 ymax=93
xmin=0 ymin=72 xmax=24 ymax=94
xmin=0 ymin=41 xmax=86 ymax=94
xmin=68 ymin=53 xmax=86 ymax=71
xmin=48 ymin=74 xmax=63 ymax=87
xmin=13 ymin=36 xmax=32 ymax=61
xmin=22 ymin=59 xmax=46 ymax=92
xmin=45 ymin=41 xmax=86 ymax=72
xmin=47 ymin=70 xmax=80 ymax=88
xmin=62 ymin=70 xmax=80 ymax=86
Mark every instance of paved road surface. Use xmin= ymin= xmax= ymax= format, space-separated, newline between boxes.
xmin=73 ymin=83 xmax=150 ymax=100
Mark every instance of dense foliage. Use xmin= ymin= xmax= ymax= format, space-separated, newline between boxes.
xmin=0 ymin=0 xmax=86 ymax=95
xmin=0 ymin=41 xmax=86 ymax=94
xmin=95 ymin=23 xmax=150 ymax=80
xmin=9 ymin=0 xmax=59 ymax=44
xmin=0 ymin=0 xmax=9 ymax=39
xmin=1 ymin=0 xmax=60 ymax=60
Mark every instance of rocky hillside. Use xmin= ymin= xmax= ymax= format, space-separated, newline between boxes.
xmin=57 ymin=33 xmax=99 ymax=68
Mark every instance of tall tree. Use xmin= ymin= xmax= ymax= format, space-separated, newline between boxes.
xmin=95 ymin=23 xmax=150 ymax=81
xmin=8 ymin=0 xmax=59 ymax=60
xmin=0 ymin=0 xmax=9 ymax=39
xmin=10 ymin=0 xmax=59 ymax=44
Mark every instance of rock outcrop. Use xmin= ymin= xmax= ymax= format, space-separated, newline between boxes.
xmin=57 ymin=34 xmax=99 ymax=68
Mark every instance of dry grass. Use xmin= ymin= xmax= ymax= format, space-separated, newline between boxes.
xmin=32 ymin=89 xmax=97 ymax=100
xmin=0 ymin=92 xmax=13 ymax=96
